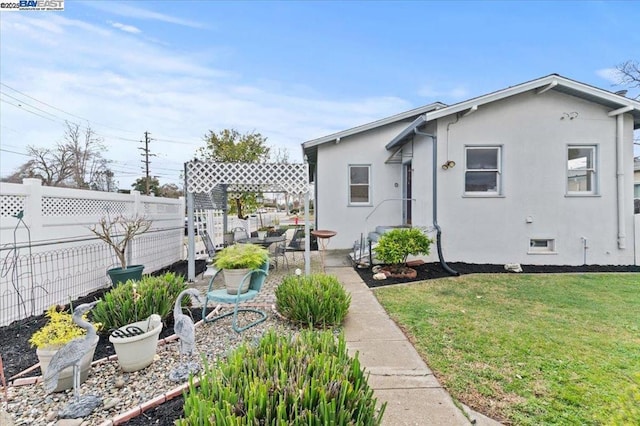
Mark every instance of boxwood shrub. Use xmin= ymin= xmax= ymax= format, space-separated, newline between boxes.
xmin=275 ymin=273 xmax=351 ymax=327
xmin=91 ymin=272 xmax=187 ymax=332
xmin=177 ymin=329 xmax=385 ymax=425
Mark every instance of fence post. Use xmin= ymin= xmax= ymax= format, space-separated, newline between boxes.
xmin=22 ymin=178 xmax=44 ymax=238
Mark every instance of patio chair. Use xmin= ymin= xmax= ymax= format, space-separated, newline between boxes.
xmin=285 ymin=227 xmax=307 ymax=262
xmin=231 ymin=226 xmax=249 ymax=243
xmin=201 ymin=230 xmax=217 ymax=278
xmin=269 ymin=237 xmax=289 ymax=270
xmin=201 ymin=260 xmax=269 ymax=333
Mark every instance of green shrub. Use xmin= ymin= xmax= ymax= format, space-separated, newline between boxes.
xmin=214 ymin=243 xmax=268 ymax=270
xmin=276 ymin=274 xmax=351 ymax=327
xmin=373 ymin=228 xmax=433 ymax=266
xmin=177 ymin=329 xmax=385 ymax=425
xmin=92 ymin=272 xmax=187 ymax=332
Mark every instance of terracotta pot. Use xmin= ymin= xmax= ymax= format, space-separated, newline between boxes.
xmin=36 ymin=335 xmax=99 ymax=392
xmin=223 ymin=268 xmax=251 ymax=294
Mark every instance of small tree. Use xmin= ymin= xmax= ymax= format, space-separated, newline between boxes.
xmin=374 ymin=228 xmax=433 ymax=270
xmin=89 ymin=215 xmax=152 ymax=269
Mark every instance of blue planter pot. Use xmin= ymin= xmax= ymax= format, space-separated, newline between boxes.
xmin=107 ymin=265 xmax=144 ymax=286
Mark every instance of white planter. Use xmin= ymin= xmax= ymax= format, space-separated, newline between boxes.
xmin=257 ymin=230 xmax=268 ymax=240
xmin=37 ymin=335 xmax=99 ymax=393
xmin=109 ymin=317 xmax=162 ymax=372
xmin=223 ymin=268 xmax=251 ymax=294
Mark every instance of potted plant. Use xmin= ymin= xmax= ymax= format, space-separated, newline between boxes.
xmin=373 ymin=228 xmax=433 ymax=279
xmin=257 ymin=226 xmax=271 ymax=240
xmin=214 ymin=243 xmax=268 ymax=294
xmin=30 ymin=305 xmax=101 ymax=392
xmin=89 ymin=214 xmax=152 ymax=286
xmin=98 ymin=280 xmax=167 ymax=372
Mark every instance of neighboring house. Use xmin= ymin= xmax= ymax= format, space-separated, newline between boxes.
xmin=302 ymin=74 xmax=640 ymax=266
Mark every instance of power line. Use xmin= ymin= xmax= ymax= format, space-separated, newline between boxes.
xmin=0 ymin=148 xmax=30 ymax=156
xmin=0 ymin=83 xmax=139 ymax=134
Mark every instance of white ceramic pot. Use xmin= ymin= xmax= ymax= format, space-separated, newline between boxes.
xmin=223 ymin=268 xmax=251 ymax=294
xmin=36 ymin=335 xmax=99 ymax=392
xmin=109 ymin=317 xmax=162 ymax=372
xmin=257 ymin=230 xmax=267 ymax=240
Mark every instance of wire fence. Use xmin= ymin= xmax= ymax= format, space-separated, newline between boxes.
xmin=0 ymin=227 xmax=183 ymax=327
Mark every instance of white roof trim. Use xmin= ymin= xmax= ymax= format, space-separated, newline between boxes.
xmin=302 ymin=102 xmax=446 ymax=149
xmin=424 ymin=75 xmax=640 ymax=122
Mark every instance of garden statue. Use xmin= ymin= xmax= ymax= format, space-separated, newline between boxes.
xmin=43 ymin=301 xmax=102 ymax=418
xmin=169 ymin=288 xmax=202 ymax=382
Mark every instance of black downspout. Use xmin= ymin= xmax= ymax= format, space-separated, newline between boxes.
xmin=414 ymin=128 xmax=459 ymax=276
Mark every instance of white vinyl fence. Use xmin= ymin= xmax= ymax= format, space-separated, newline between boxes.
xmin=0 ymin=179 xmax=184 ymax=326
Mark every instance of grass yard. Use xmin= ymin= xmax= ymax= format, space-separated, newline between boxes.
xmin=374 ymin=273 xmax=640 ymax=425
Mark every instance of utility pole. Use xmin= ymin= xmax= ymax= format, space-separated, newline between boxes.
xmin=138 ymin=131 xmax=156 ymax=195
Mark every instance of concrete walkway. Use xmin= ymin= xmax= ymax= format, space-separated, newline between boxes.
xmin=324 ymin=251 xmax=501 ymax=426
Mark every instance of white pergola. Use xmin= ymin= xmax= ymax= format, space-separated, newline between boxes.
xmin=184 ymin=160 xmax=311 ymax=280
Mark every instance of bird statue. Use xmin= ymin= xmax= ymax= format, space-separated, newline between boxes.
xmin=173 ymin=288 xmax=202 ymax=359
xmin=168 ymin=288 xmax=202 ymax=382
xmin=43 ymin=301 xmax=98 ymax=400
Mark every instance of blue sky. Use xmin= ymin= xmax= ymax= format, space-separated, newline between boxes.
xmin=1 ymin=0 xmax=638 ymax=188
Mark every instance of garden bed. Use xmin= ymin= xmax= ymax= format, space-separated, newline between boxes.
xmin=356 ymin=261 xmax=640 ymax=288
xmin=0 ymin=260 xmax=225 ymax=425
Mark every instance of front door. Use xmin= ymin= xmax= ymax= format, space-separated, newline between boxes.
xmin=404 ymin=163 xmax=412 ymax=225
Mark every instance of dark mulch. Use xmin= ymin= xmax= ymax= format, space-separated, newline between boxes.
xmin=1 ymin=259 xmax=206 ymax=425
xmin=0 ymin=259 xmax=206 ymax=381
xmin=356 ymin=261 xmax=640 ymax=288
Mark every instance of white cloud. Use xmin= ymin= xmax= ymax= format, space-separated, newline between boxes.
xmin=109 ymin=21 xmax=142 ymax=34
xmin=596 ymin=68 xmax=622 ymax=84
xmin=83 ymin=1 xmax=205 ymax=29
xmin=417 ymin=85 xmax=469 ymax=101
xmin=0 ymin=12 xmax=410 ymax=188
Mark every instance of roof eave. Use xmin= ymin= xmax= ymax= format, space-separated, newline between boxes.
xmin=301 ymin=102 xmax=447 ymax=150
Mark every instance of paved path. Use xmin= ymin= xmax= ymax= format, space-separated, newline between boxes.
xmin=190 ymin=249 xmax=501 ymax=425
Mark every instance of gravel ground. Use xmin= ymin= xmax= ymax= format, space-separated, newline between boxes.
xmin=0 ymin=258 xmax=309 ymax=425
xmin=4 ymin=310 xmax=297 ymax=425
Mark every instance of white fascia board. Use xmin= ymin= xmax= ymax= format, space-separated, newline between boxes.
xmin=425 ymin=76 xmax=560 ymax=121
xmin=424 ymin=75 xmax=640 ymax=122
xmin=301 ymin=102 xmax=446 ymax=149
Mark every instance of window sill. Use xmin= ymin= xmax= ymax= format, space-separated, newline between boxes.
xmin=348 ymin=203 xmax=373 ymax=207
xmin=527 ymin=252 xmax=558 ymax=255
xmin=462 ymin=194 xmax=505 ymax=198
xmin=565 ymin=194 xmax=600 ymax=198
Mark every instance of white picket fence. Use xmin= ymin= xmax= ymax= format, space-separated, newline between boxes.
xmin=0 ymin=179 xmax=185 ymax=326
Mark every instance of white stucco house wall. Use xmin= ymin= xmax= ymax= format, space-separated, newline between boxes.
xmin=302 ymin=74 xmax=640 ymax=266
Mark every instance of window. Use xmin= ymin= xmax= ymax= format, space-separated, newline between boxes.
xmin=567 ymin=146 xmax=596 ymax=194
xmin=349 ymin=165 xmax=370 ymax=205
xmin=529 ymin=239 xmax=555 ymax=253
xmin=465 ymin=146 xmax=501 ymax=194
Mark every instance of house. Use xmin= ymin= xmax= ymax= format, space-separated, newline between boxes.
xmin=302 ymin=74 xmax=640 ymax=266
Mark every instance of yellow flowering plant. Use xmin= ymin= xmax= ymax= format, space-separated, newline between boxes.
xmin=29 ymin=305 xmax=102 ymax=349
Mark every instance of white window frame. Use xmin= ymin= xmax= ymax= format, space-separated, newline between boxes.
xmin=464 ymin=146 xmax=502 ymax=196
xmin=566 ymin=145 xmax=598 ymax=196
xmin=528 ymin=238 xmax=556 ymax=254
xmin=348 ymin=164 xmax=371 ymax=206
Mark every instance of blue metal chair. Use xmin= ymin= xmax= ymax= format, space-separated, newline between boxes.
xmin=201 ymin=260 xmax=269 ymax=333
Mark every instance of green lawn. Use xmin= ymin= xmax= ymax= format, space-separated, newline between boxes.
xmin=374 ymin=273 xmax=640 ymax=425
